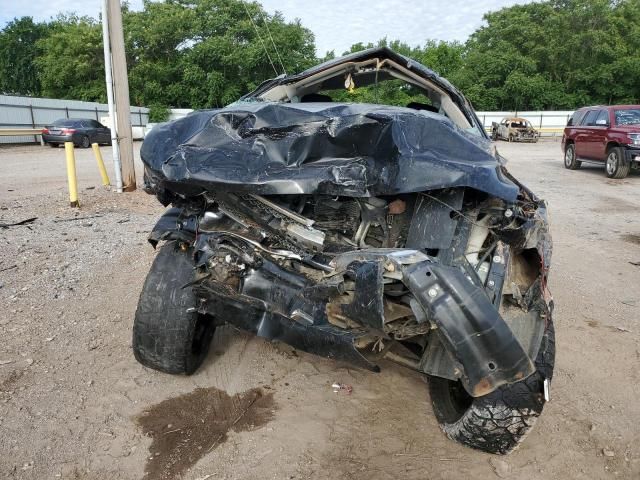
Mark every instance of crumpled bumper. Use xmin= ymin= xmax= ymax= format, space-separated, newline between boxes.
xmin=191 ymin=236 xmax=533 ymax=397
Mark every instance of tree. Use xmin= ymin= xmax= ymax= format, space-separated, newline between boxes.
xmin=125 ymin=0 xmax=316 ymax=109
xmin=2 ymin=0 xmax=638 ymax=112
xmin=0 ymin=17 xmax=50 ymax=95
xmin=458 ymin=0 xmax=640 ymax=110
xmin=35 ymin=15 xmax=106 ymax=101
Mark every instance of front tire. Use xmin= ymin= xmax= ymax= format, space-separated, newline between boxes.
xmin=133 ymin=242 xmax=216 ymax=375
xmin=428 ymin=318 xmax=555 ymax=454
xmin=605 ymin=147 xmax=630 ymax=179
xmin=564 ymin=144 xmax=581 ymax=169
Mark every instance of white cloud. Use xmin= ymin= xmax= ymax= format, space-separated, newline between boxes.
xmin=0 ymin=0 xmax=144 ymax=24
xmin=260 ymin=0 xmax=534 ymax=56
xmin=1 ymin=0 xmax=532 ymax=56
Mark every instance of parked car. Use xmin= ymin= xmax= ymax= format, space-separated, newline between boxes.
xmin=135 ymin=47 xmax=555 ymax=454
xmin=42 ymin=118 xmax=111 ymax=148
xmin=491 ymin=117 xmax=540 ymax=142
xmin=562 ymin=105 xmax=640 ymax=178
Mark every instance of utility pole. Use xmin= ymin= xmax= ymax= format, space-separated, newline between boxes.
xmin=106 ymin=0 xmax=136 ymax=191
xmin=101 ymin=0 xmax=123 ymax=193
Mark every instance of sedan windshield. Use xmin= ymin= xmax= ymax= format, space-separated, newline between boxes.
xmin=614 ymin=109 xmax=640 ymax=126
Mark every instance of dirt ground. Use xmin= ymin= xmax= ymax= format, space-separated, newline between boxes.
xmin=0 ymin=139 xmax=639 ymax=479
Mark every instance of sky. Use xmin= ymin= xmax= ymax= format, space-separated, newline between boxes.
xmin=0 ymin=0 xmax=533 ymax=55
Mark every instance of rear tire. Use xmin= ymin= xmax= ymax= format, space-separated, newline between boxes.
xmin=48 ymin=143 xmax=58 ymax=148
xmin=564 ymin=144 xmax=581 ymax=169
xmin=80 ymin=135 xmax=90 ymax=148
xmin=133 ymin=242 xmax=216 ymax=375
xmin=605 ymin=147 xmax=630 ymax=179
xmin=428 ymin=317 xmax=555 ymax=454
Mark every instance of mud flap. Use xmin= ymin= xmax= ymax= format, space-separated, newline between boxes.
xmin=403 ymin=261 xmax=534 ymax=397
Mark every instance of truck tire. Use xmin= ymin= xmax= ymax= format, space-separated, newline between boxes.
xmin=605 ymin=147 xmax=630 ymax=179
xmin=427 ymin=317 xmax=555 ymax=454
xmin=564 ymin=144 xmax=581 ymax=169
xmin=133 ymin=242 xmax=216 ymax=375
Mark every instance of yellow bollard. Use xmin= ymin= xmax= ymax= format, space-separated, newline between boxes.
xmin=91 ymin=143 xmax=111 ymax=186
xmin=64 ymin=142 xmax=79 ymax=208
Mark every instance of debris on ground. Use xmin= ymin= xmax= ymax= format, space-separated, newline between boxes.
xmin=0 ymin=217 xmax=37 ymax=228
xmin=332 ymin=383 xmax=353 ymax=395
xmin=489 ymin=458 xmax=512 ymax=478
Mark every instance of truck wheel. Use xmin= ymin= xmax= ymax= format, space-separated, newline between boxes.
xmin=605 ymin=147 xmax=630 ymax=179
xmin=564 ymin=144 xmax=581 ymax=169
xmin=427 ymin=317 xmax=555 ymax=454
xmin=133 ymin=242 xmax=216 ymax=375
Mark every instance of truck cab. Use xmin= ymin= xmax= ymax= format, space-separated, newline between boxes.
xmin=562 ymin=105 xmax=640 ymax=178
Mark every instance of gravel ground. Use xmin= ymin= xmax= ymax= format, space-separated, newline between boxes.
xmin=0 ymin=140 xmax=639 ymax=479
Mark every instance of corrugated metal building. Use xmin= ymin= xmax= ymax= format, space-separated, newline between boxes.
xmin=0 ymin=95 xmax=149 ymax=144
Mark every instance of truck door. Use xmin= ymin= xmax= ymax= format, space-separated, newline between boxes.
xmin=588 ymin=109 xmax=610 ymax=161
xmin=575 ymin=110 xmax=597 ymax=159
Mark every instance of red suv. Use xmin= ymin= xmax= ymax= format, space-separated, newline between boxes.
xmin=562 ymin=105 xmax=640 ymax=178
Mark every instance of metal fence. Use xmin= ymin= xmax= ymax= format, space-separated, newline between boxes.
xmin=0 ymin=95 xmax=149 ymax=144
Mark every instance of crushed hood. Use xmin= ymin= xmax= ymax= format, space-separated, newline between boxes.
xmin=141 ymin=102 xmax=519 ymax=201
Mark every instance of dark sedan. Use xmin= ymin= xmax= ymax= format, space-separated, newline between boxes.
xmin=42 ymin=118 xmax=112 ymax=148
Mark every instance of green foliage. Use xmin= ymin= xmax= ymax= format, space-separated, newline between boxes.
xmin=458 ymin=0 xmax=640 ymax=110
xmin=148 ymin=103 xmax=170 ymax=122
xmin=0 ymin=0 xmax=638 ymax=112
xmin=125 ymin=0 xmax=316 ymax=109
xmin=0 ymin=1 xmax=315 ymax=108
xmin=0 ymin=17 xmax=50 ymax=95
xmin=34 ymin=15 xmax=106 ymax=101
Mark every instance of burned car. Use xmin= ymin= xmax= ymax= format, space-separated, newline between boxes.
xmin=135 ymin=47 xmax=555 ymax=454
xmin=491 ymin=117 xmax=540 ymax=142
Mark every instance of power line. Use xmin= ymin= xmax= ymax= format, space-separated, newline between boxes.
xmin=258 ymin=8 xmax=286 ymax=75
xmin=242 ymin=1 xmax=279 ymax=77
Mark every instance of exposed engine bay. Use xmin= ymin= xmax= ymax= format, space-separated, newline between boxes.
xmin=150 ymin=185 xmax=551 ymax=398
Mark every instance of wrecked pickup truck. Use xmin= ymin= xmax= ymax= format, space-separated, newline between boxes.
xmin=135 ymin=47 xmax=555 ymax=454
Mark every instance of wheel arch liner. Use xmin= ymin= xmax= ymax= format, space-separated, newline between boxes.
xmin=402 ymin=261 xmax=535 ymax=397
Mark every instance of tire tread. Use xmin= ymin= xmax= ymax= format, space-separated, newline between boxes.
xmin=429 ymin=319 xmax=555 ymax=454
